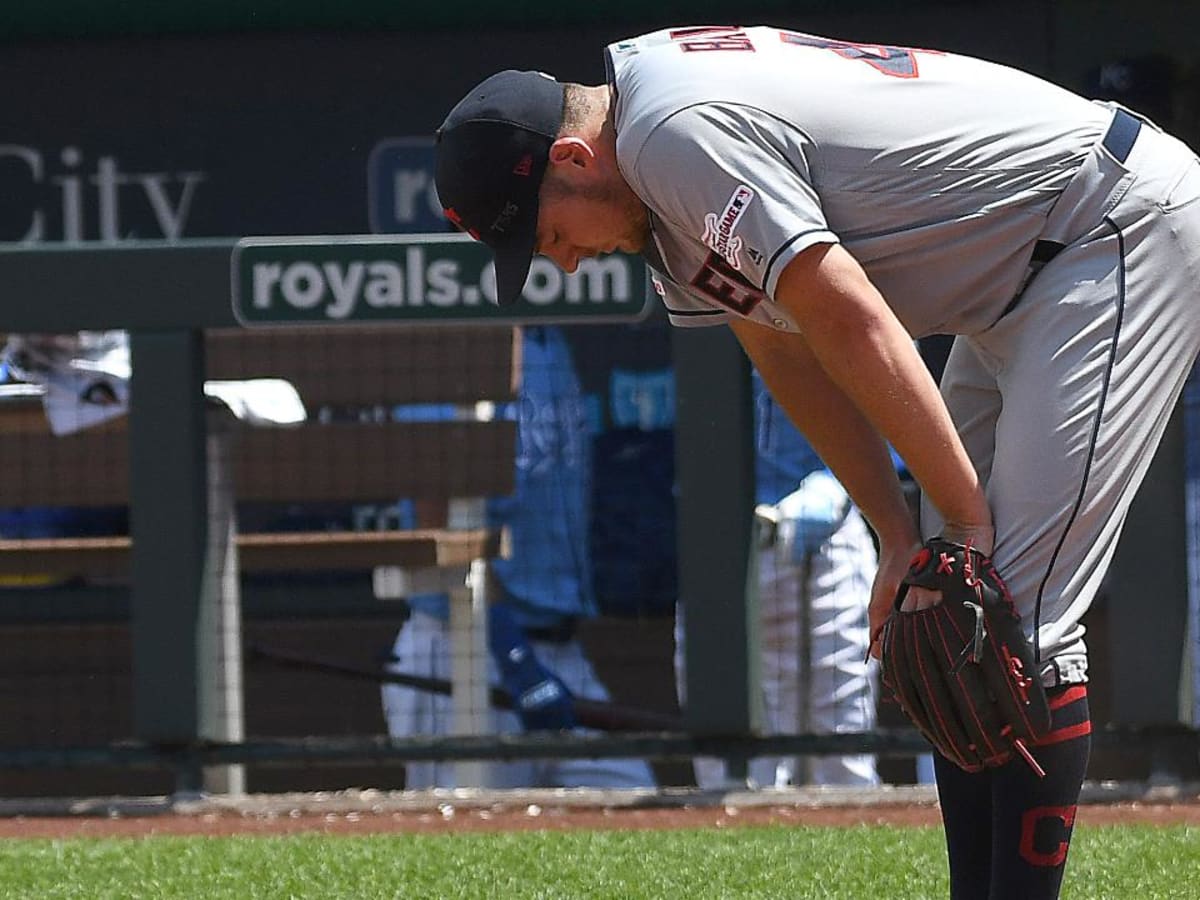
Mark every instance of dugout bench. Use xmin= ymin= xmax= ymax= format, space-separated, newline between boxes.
xmin=0 ymin=324 xmax=519 ymax=792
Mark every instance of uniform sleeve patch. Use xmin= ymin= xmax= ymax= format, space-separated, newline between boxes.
xmin=701 ymin=185 xmax=756 ymax=271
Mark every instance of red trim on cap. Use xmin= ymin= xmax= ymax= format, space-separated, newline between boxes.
xmin=444 ymin=207 xmax=481 ymax=241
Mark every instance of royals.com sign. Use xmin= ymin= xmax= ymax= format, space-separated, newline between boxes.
xmin=231 ymin=234 xmax=652 ymax=326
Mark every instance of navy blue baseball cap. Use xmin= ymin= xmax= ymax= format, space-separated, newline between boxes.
xmin=435 ymin=70 xmax=565 ymax=305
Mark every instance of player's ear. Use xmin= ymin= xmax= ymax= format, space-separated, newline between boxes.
xmin=548 ymin=137 xmax=596 ymax=170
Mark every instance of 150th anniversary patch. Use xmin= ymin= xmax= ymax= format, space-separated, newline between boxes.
xmin=701 ymin=184 xmax=755 ymax=270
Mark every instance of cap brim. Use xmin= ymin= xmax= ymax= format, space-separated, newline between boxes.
xmin=490 ymin=204 xmax=539 ymax=306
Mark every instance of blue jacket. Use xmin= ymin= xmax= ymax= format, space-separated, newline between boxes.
xmin=487 ymin=326 xmax=597 ymax=628
xmin=753 ymin=372 xmax=826 ymax=507
xmin=407 ymin=326 xmax=596 ymax=629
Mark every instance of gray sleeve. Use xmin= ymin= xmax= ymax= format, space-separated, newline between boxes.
xmin=626 ymin=102 xmax=839 ymax=299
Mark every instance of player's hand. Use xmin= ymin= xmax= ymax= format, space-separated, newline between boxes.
xmin=487 ymin=603 xmax=576 ymax=731
xmin=895 ymin=522 xmax=995 ymax=611
xmin=869 ymin=538 xmax=921 ymax=659
xmin=870 ymin=522 xmax=997 ymax=657
xmin=510 ymin=666 xmax=575 ymax=732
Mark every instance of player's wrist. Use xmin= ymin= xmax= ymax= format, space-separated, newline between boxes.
xmin=939 ymin=522 xmax=995 ymax=557
xmin=870 ymin=513 xmax=920 ymax=554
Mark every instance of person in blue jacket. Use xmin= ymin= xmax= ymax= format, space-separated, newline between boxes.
xmin=381 ymin=325 xmax=656 ymax=789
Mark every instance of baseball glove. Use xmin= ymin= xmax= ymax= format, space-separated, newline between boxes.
xmin=880 ymin=538 xmax=1052 ymax=775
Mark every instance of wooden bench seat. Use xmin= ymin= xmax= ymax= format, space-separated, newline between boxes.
xmin=0 ymin=528 xmax=502 ymax=578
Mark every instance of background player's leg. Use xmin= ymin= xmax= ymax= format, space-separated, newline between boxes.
xmin=538 ymin=639 xmax=657 ymax=788
xmin=381 ymin=612 xmax=456 ymax=789
xmin=806 ymin=508 xmax=879 ymax=785
xmin=758 ymin=538 xmax=804 ymax=787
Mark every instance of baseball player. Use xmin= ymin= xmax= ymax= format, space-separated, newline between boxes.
xmin=431 ymin=25 xmax=1200 ymax=898
xmin=381 ymin=325 xmax=656 ymax=790
xmin=675 ymin=370 xmax=880 ymax=788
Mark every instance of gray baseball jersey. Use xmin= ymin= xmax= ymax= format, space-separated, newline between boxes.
xmin=605 ymin=26 xmax=1110 ymax=336
xmin=606 ymin=26 xmax=1200 ymax=680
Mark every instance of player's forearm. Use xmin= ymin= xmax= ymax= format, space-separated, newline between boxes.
xmin=773 ymin=244 xmax=992 ymax=542
xmin=791 ymin=402 xmax=917 ymax=550
xmin=825 ymin=314 xmax=987 ymax=533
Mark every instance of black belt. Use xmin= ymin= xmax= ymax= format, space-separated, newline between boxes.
xmin=1000 ymin=109 xmax=1144 ymax=320
xmin=1102 ymin=107 xmax=1142 ymax=164
xmin=998 ymin=237 xmax=1064 ymax=321
xmin=1035 ymin=109 xmax=1143 ymax=262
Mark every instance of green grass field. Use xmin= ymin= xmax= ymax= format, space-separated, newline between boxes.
xmin=0 ymin=824 xmax=1196 ymax=900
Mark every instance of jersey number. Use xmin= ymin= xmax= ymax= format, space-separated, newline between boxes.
xmin=780 ymin=31 xmax=925 ymax=79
